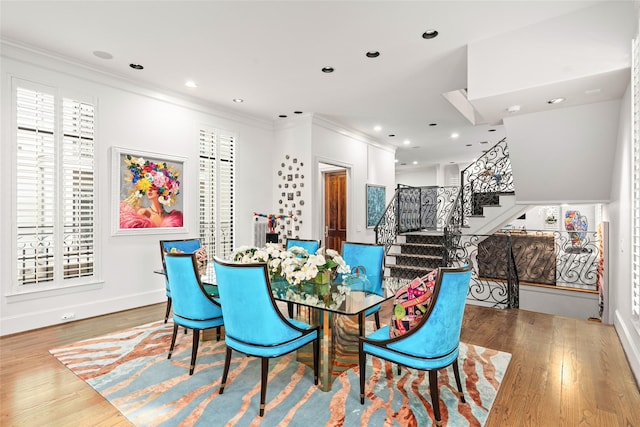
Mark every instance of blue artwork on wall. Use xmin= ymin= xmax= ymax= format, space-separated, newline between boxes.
xmin=366 ymin=184 xmax=386 ymax=228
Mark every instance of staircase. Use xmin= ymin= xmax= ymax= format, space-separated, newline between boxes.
xmin=385 ymin=232 xmax=445 ymax=279
xmin=384 ymin=193 xmax=528 ymax=280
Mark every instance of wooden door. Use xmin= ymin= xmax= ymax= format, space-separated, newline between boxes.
xmin=324 ymin=170 xmax=347 ymax=251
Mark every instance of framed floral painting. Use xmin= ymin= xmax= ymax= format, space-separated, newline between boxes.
xmin=366 ymin=184 xmax=386 ymax=228
xmin=111 ymin=147 xmax=187 ymax=235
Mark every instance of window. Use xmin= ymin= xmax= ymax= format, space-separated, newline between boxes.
xmin=633 ymin=26 xmax=640 ymax=320
xmin=199 ymin=128 xmax=235 ymax=260
xmin=14 ymin=81 xmax=96 ymax=290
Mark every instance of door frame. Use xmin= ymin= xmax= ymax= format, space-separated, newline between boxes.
xmin=314 ymin=158 xmax=351 ymax=249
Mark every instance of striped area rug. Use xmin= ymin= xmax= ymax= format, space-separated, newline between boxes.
xmin=50 ymin=320 xmax=511 ymax=426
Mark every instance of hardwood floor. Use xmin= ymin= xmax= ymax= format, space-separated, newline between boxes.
xmin=1 ymin=302 xmax=639 ymax=426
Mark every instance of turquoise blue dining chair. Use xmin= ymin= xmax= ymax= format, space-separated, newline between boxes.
xmin=286 ymin=238 xmax=320 ymax=254
xmin=341 ymin=242 xmax=385 ymax=330
xmin=159 ymin=238 xmax=202 ymax=323
xmin=213 ymin=257 xmax=320 ymax=417
xmin=358 ymin=264 xmax=473 ymax=426
xmin=164 ymin=252 xmax=224 ymax=375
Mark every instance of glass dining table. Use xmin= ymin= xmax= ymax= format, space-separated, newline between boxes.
xmin=157 ymin=267 xmax=409 ymax=391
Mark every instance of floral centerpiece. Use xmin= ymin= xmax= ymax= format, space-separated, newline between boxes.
xmin=231 ymin=244 xmax=351 ymax=285
xmin=231 ymin=244 xmax=352 ymax=310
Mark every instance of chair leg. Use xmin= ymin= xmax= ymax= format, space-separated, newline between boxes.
xmin=260 ymin=357 xmax=269 ymax=416
xmin=359 ymin=341 xmax=366 ymax=404
xmin=429 ymin=370 xmax=442 ymax=426
xmin=312 ymin=335 xmax=319 ymax=385
xmin=374 ymin=311 xmax=380 ymax=329
xmin=167 ymin=322 xmax=179 ymax=359
xmin=164 ymin=297 xmax=172 ymax=323
xmin=452 ymin=358 xmax=466 ymax=403
xmin=397 ymin=364 xmax=401 ymax=375
xmin=189 ymin=329 xmax=200 ymax=375
xmin=216 ymin=326 xmax=221 ymax=341
xmin=287 ymin=302 xmax=294 ymax=318
xmin=219 ymin=347 xmax=232 ymax=394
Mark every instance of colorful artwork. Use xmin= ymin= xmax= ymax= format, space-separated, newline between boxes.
xmin=112 ymin=147 xmax=186 ymax=235
xmin=565 ymin=210 xmax=588 ymax=250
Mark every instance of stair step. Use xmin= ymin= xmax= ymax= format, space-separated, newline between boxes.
xmin=388 ymin=253 xmax=441 ymax=260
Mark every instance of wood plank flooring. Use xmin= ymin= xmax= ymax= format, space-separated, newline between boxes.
xmin=1 ymin=302 xmax=639 ymax=426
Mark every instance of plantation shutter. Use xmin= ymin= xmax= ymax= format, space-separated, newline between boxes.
xmin=199 ymin=128 xmax=235 ymax=260
xmin=15 ymin=84 xmax=96 ymax=287
xmin=218 ymin=133 xmax=235 ymax=259
xmin=199 ymin=129 xmax=217 ymax=259
xmin=61 ymin=98 xmax=95 ymax=279
xmin=632 ymin=25 xmax=640 ymax=318
xmin=16 ymin=87 xmax=56 ymax=285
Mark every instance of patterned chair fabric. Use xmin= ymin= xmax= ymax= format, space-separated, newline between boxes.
xmin=213 ymin=257 xmax=320 ymax=417
xmin=358 ymin=264 xmax=473 ymax=425
xmin=159 ymin=238 xmax=202 ymax=323
xmin=341 ymin=242 xmax=385 ymax=330
xmin=164 ymin=252 xmax=224 ymax=375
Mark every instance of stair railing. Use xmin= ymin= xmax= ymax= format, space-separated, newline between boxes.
xmin=375 ymin=184 xmax=462 ymax=253
xmin=460 ymin=137 xmax=514 ymax=227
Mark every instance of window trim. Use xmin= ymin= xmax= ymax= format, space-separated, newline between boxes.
xmin=9 ymin=77 xmax=101 ymax=296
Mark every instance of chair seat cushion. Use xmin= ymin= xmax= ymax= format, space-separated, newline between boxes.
xmin=365 ymin=325 xmax=460 ymax=370
xmin=173 ymin=314 xmax=223 ymax=330
xmin=390 ymin=269 xmax=437 ymax=338
xmin=226 ymin=325 xmax=317 ymax=358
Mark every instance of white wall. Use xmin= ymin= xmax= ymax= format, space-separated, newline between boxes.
xmin=0 ymin=46 xmax=275 ymax=335
xmin=607 ymin=83 xmax=640 ymax=384
xmin=505 ymin=100 xmax=621 ymax=204
xmin=467 ymin=2 xmax=635 ymax=101
xmin=310 ymin=119 xmax=396 ymax=244
xmin=395 ymin=165 xmax=439 ymax=187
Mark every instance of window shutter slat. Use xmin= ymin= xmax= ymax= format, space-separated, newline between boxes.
xmin=15 ymin=85 xmax=96 ymax=287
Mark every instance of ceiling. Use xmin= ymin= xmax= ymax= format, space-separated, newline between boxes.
xmin=1 ymin=1 xmax=636 ymax=170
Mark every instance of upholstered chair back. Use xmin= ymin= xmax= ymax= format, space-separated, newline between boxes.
xmin=285 ymin=238 xmax=320 ymax=255
xmin=213 ymin=259 xmax=307 ymax=349
xmin=387 ymin=266 xmax=472 ymax=359
xmin=341 ymin=242 xmax=385 ymax=295
xmin=164 ymin=253 xmax=222 ymax=323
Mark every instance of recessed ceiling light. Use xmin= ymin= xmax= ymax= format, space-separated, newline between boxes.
xmin=388 ymin=134 xmax=396 ymax=137
xmin=548 ymin=97 xmax=566 ymax=104
xmin=374 ymin=125 xmax=382 ymax=132
xmin=412 ymin=161 xmax=418 ymax=165
xmin=321 ymin=67 xmax=334 ymax=73
xmin=488 ymin=129 xmax=496 ymax=132
xmin=185 ymin=80 xmax=197 ymax=88
xmin=278 ymin=114 xmax=288 ymax=118
xmin=233 ymin=98 xmax=244 ymax=103
xmin=466 ymin=144 xmax=472 ymax=147
xmin=403 ymin=139 xmax=411 ymax=145
xmin=294 ymin=111 xmax=303 ymax=114
xmin=93 ymin=50 xmax=113 ymax=60
xmin=428 ymin=123 xmax=437 ymax=126
xmin=366 ymin=51 xmax=380 ymax=58
xmin=479 ymin=141 xmax=489 ymax=144
xmin=422 ymin=30 xmax=439 ymax=39
xmin=450 ymin=132 xmax=459 ymax=139
xmin=129 ymin=63 xmax=144 ymax=70
xmin=506 ymin=105 xmax=520 ymax=113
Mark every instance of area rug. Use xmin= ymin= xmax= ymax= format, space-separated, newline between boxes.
xmin=50 ymin=320 xmax=511 ymax=426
